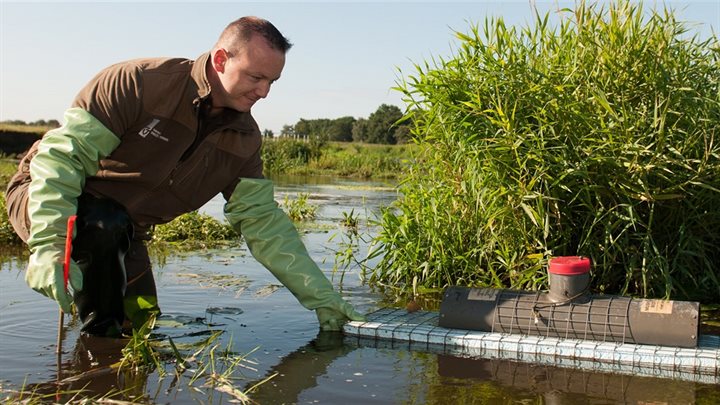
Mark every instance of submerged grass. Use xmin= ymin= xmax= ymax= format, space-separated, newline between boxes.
xmin=0 ymin=315 xmax=273 ymax=404
xmin=371 ymin=1 xmax=720 ymax=302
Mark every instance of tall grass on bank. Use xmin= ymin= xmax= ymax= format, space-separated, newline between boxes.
xmin=0 ymin=193 xmax=23 ymax=246
xmin=371 ymin=1 xmax=720 ymax=301
xmin=309 ymin=142 xmax=416 ymax=178
xmin=262 ymin=138 xmax=318 ymax=174
xmin=0 ymin=159 xmax=18 ymax=189
xmin=262 ymin=139 xmax=415 ymax=179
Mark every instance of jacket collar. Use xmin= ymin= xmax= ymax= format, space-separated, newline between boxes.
xmin=191 ymin=52 xmax=260 ymax=134
xmin=192 ymin=52 xmax=212 ymax=101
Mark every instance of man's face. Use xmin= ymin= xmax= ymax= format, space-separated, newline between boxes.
xmin=212 ymin=35 xmax=285 ymax=112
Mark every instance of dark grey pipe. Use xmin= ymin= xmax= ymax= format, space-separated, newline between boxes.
xmin=439 ymin=286 xmax=700 ymax=348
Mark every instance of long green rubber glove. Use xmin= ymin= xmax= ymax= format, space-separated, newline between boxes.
xmin=225 ymin=178 xmax=366 ymax=331
xmin=26 ymin=108 xmax=120 ymax=313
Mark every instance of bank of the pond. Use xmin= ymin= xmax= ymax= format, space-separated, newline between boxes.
xmin=262 ymin=139 xmax=417 ymax=179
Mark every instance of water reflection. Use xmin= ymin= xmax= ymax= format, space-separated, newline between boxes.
xmin=248 ymin=331 xmax=352 ymax=404
xmin=436 ymin=355 xmax=697 ymax=405
xmin=12 ymin=334 xmax=143 ymax=403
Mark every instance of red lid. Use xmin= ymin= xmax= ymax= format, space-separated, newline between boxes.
xmin=549 ymin=256 xmax=591 ymax=275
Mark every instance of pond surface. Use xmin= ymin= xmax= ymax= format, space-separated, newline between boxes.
xmin=1 ymin=175 xmax=718 ymax=404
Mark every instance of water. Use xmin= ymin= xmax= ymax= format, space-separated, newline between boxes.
xmin=1 ymin=175 xmax=718 ymax=404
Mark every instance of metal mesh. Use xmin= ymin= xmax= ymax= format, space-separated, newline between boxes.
xmin=490 ymin=290 xmax=634 ymax=344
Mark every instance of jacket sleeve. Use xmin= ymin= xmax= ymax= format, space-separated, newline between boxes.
xmin=27 ymin=107 xmax=121 ymax=251
xmin=24 ymin=108 xmax=121 ymax=312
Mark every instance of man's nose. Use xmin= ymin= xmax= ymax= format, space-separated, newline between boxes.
xmin=256 ymin=82 xmax=271 ymax=99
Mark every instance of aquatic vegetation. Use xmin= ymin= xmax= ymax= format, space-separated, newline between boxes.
xmin=174 ymin=270 xmax=252 ymax=298
xmin=372 ymin=1 xmax=720 ymax=301
xmin=151 ymin=211 xmax=239 ymax=245
xmin=282 ymin=192 xmax=318 ymax=222
xmin=119 ymin=314 xmax=164 ymax=375
xmin=116 ymin=317 xmax=273 ymax=404
xmin=339 ymin=209 xmax=360 ymax=235
xmin=329 ymin=209 xmax=377 ymax=285
xmin=0 ymin=384 xmax=129 ymax=404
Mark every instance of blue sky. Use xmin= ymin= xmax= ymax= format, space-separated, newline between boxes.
xmin=1 ymin=1 xmax=718 ymax=134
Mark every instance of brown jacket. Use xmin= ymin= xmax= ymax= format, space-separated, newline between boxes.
xmin=23 ymin=53 xmax=263 ymax=229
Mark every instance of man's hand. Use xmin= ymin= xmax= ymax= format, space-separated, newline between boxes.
xmin=316 ymin=299 xmax=366 ymax=331
xmin=25 ymin=245 xmax=83 ymax=313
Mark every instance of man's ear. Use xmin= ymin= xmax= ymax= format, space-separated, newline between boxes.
xmin=212 ymin=49 xmax=229 ymax=74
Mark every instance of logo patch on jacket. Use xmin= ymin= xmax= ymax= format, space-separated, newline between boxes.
xmin=138 ymin=119 xmax=168 ymax=141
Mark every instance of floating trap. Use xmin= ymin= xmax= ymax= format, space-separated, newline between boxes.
xmin=344 ymin=257 xmax=719 ymax=383
xmin=439 ymin=256 xmax=699 ymax=348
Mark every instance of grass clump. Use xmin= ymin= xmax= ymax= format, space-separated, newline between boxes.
xmin=371 ymin=1 xmax=720 ymax=301
xmin=282 ymin=193 xmax=318 ymax=222
xmin=115 ymin=318 xmax=272 ymax=404
xmin=151 ymin=211 xmax=239 ymax=247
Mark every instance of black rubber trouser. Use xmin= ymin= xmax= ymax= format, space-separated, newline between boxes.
xmin=71 ymin=194 xmax=134 ymax=336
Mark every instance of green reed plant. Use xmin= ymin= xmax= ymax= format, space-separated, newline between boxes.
xmin=371 ymin=1 xmax=720 ymax=301
xmin=330 ymin=208 xmax=382 ymax=285
xmin=119 ymin=314 xmax=165 ymax=375
xmin=339 ymin=209 xmax=360 ymax=235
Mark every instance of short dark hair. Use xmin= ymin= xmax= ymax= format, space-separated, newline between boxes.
xmin=218 ymin=16 xmax=292 ymax=53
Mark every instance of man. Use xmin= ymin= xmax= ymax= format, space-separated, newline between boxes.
xmin=5 ymin=16 xmax=365 ymax=336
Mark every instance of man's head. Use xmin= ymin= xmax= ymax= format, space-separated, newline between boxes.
xmin=207 ymin=16 xmax=292 ymax=113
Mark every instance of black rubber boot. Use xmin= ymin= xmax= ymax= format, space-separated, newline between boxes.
xmin=71 ymin=194 xmax=133 ymax=337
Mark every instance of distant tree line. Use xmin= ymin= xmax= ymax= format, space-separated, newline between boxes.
xmin=4 ymin=104 xmax=410 ymax=145
xmin=273 ymin=104 xmax=410 ymax=144
xmin=1 ymin=119 xmax=61 ymax=128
